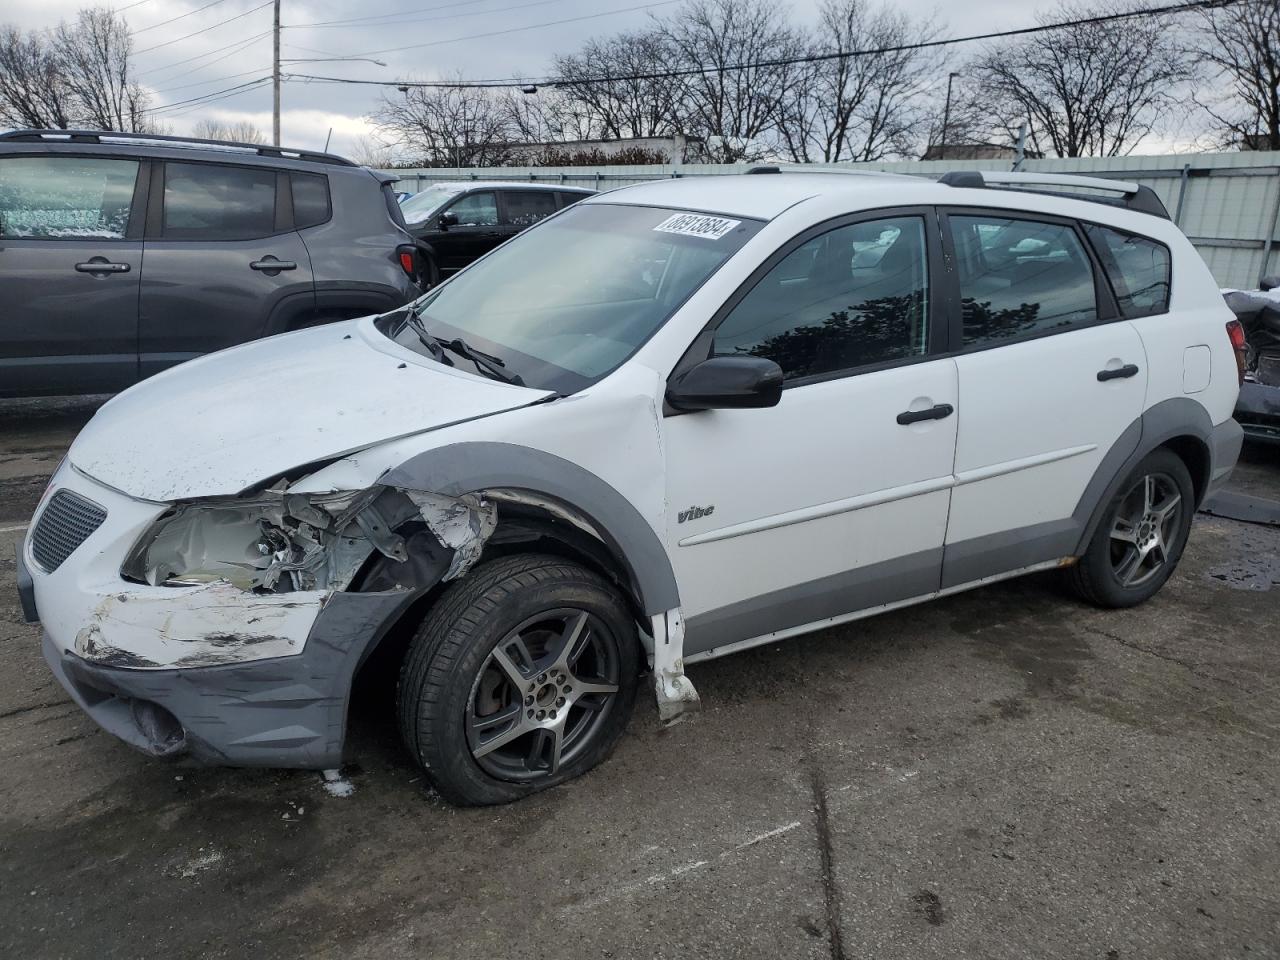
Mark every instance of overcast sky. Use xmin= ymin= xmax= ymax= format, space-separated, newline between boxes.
xmin=6 ymin=0 xmax=1085 ymax=154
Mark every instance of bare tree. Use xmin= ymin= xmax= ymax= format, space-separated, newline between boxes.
xmin=972 ymin=0 xmax=1194 ymax=157
xmin=53 ymin=8 xmax=151 ymax=132
xmin=369 ymin=79 xmax=517 ymax=166
xmin=348 ymin=134 xmax=398 ymax=168
xmin=1193 ymin=0 xmax=1280 ymax=150
xmin=660 ymin=0 xmax=807 ymax=162
xmin=773 ymin=0 xmax=942 ymax=162
xmin=551 ymin=31 xmax=687 ymax=140
xmin=0 ymin=25 xmax=77 ymax=129
xmin=192 ymin=119 xmax=267 ymax=144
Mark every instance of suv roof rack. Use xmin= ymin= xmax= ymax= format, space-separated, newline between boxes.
xmin=0 ymin=129 xmax=357 ymax=167
xmin=937 ymin=170 xmax=1170 ymax=220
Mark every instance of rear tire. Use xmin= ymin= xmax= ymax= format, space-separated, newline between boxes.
xmin=1067 ymin=448 xmax=1195 ymax=608
xmin=397 ymin=554 xmax=639 ymax=806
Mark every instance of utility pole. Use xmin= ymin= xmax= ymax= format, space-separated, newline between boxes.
xmin=939 ymin=71 xmax=959 ymax=160
xmin=272 ymin=0 xmax=281 ymax=146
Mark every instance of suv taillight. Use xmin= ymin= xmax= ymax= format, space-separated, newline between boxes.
xmin=396 ymin=243 xmax=419 ymax=282
xmin=1226 ymin=319 xmax=1248 ymax=386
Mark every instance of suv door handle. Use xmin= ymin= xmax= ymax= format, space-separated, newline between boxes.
xmin=1097 ymin=363 xmax=1140 ymax=382
xmin=897 ymin=403 xmax=954 ymax=425
xmin=250 ymin=258 xmax=296 ymax=272
xmin=75 ymin=259 xmax=130 ymax=274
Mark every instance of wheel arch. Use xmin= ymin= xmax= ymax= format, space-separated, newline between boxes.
xmin=1072 ymin=397 xmax=1214 ymax=555
xmin=379 ymin=442 xmax=679 ymax=619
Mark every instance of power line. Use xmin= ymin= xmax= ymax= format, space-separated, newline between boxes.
xmin=131 ymin=0 xmax=231 ymax=35
xmin=287 ymin=0 xmax=501 ymax=30
xmin=297 ymin=0 xmax=563 ymax=31
xmin=134 ymin=0 xmax=273 ymax=55
xmin=343 ymin=0 xmax=682 ymax=58
xmin=144 ymin=75 xmax=272 ymax=115
xmin=293 ymin=0 xmax=1246 ymax=91
xmin=151 ymin=67 xmax=267 ymax=96
xmin=135 ymin=29 xmax=271 ymax=77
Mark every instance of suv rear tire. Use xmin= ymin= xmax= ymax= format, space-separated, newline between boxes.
xmin=396 ymin=554 xmax=639 ymax=805
xmin=1067 ymin=448 xmax=1195 ymax=608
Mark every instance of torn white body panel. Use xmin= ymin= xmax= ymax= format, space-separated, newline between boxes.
xmin=651 ymin=608 xmax=700 ymax=724
xmin=74 ymin=581 xmax=326 ymax=668
xmin=404 ymin=490 xmax=497 ymax=580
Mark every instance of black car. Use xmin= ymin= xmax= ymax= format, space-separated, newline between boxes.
xmin=0 ymin=129 xmax=422 ymax=398
xmin=1225 ymin=280 xmax=1280 ymax=443
xmin=399 ymin=181 xmax=594 ymax=285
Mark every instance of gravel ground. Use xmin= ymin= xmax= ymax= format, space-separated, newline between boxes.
xmin=1 ymin=396 xmax=1278 ymax=960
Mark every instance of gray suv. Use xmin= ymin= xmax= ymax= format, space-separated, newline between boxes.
xmin=0 ymin=129 xmax=422 ymax=397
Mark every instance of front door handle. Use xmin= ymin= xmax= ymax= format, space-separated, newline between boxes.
xmin=897 ymin=403 xmax=954 ymax=425
xmin=75 ymin=258 xmax=130 ymax=274
xmin=250 ymin=257 xmax=297 ymax=273
xmin=1097 ymin=363 xmax=1140 ymax=382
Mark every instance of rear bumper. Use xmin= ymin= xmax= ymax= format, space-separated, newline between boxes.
xmin=41 ymin=590 xmax=414 ymax=768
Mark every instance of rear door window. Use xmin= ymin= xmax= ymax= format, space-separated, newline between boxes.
xmin=1085 ymin=224 xmax=1171 ymax=318
xmin=0 ymin=155 xmax=139 ymax=239
xmin=501 ymin=190 xmax=558 ymax=226
xmin=558 ymin=191 xmax=591 ymax=209
xmin=949 ymin=214 xmax=1098 ymax=346
xmin=162 ymin=162 xmax=277 ymax=240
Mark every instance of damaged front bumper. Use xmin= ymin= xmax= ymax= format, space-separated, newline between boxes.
xmin=27 ymin=462 xmax=492 ymax=767
xmin=41 ymin=590 xmax=416 ymax=767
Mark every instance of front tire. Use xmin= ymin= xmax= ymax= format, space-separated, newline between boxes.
xmin=1068 ymin=448 xmax=1195 ymax=608
xmin=397 ymin=554 xmax=639 ymax=806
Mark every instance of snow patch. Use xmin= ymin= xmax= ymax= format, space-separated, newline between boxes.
xmin=178 ymin=848 xmax=224 ymax=878
xmin=322 ymin=768 xmax=355 ymax=798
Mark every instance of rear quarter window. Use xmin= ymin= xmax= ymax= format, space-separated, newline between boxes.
xmin=291 ymin=172 xmax=331 ymax=229
xmin=1085 ymin=224 xmax=1171 ymax=318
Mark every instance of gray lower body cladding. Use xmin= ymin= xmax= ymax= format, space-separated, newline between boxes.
xmin=42 ymin=590 xmax=414 ymax=768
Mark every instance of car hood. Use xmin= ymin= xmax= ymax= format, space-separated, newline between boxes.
xmin=69 ymin=317 xmax=554 ymax=502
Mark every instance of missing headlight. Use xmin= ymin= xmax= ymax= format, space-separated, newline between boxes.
xmin=120 ymin=486 xmax=497 ymax=593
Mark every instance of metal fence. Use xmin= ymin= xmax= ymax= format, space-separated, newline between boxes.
xmin=384 ymin=151 xmax=1280 ymax=290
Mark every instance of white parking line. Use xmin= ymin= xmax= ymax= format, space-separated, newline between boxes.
xmin=0 ymin=523 xmax=29 ymax=534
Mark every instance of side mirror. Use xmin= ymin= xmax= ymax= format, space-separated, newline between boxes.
xmin=666 ymin=356 xmax=783 ymax=412
xmin=438 ymin=211 xmax=459 ymax=230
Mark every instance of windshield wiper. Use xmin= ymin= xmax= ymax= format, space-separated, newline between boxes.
xmin=399 ymin=304 xmax=452 ymax=366
xmin=434 ymin=336 xmax=525 ymax=386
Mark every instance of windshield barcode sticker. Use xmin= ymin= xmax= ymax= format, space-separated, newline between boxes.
xmin=653 ymin=213 xmax=741 ymax=240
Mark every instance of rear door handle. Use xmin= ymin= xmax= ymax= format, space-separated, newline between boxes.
xmin=1097 ymin=363 xmax=1140 ymax=382
xmin=897 ymin=403 xmax=954 ymax=425
xmin=250 ymin=258 xmax=297 ymax=272
xmin=75 ymin=259 xmax=130 ymax=274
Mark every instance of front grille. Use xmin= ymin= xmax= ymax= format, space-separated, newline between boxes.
xmin=31 ymin=490 xmax=107 ymax=572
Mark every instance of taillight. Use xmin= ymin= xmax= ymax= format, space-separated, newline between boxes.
xmin=1226 ymin=319 xmax=1248 ymax=386
xmin=399 ymin=251 xmax=415 ymax=276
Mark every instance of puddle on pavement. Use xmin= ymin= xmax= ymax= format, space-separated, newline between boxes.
xmin=1204 ymin=521 xmax=1280 ymax=591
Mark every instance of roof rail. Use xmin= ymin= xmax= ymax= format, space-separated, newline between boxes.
xmin=937 ymin=170 xmax=1170 ymax=220
xmin=0 ymin=129 xmax=357 ymax=167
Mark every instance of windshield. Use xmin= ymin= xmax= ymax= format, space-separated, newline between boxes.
xmin=381 ymin=203 xmax=762 ymax=393
xmin=399 ymin=183 xmax=467 ymax=225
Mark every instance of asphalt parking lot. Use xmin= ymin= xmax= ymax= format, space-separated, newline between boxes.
xmin=2 ymin=396 xmax=1279 ymax=960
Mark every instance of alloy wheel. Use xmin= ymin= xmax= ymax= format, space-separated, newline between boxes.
xmin=465 ymin=608 xmax=621 ymax=782
xmin=1109 ymin=472 xmax=1183 ymax=589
